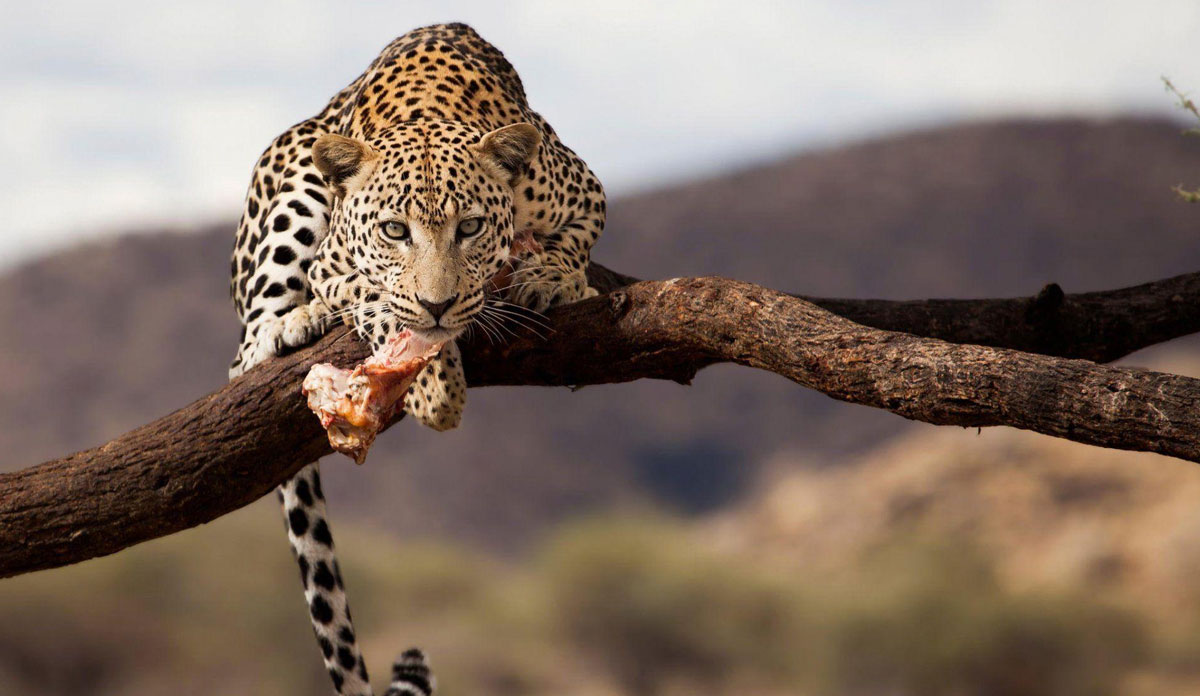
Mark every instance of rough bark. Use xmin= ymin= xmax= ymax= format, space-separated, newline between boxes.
xmin=2 ymin=267 xmax=1200 ymax=579
xmin=592 ymin=266 xmax=1200 ymax=364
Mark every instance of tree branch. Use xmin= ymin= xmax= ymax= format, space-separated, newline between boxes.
xmin=594 ymin=266 xmax=1200 ymax=364
xmin=3 ymin=266 xmax=1200 ymax=579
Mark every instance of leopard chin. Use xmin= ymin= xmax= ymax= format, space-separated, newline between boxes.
xmin=408 ymin=325 xmax=464 ymax=345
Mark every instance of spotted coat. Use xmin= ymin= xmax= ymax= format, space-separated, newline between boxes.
xmin=227 ymin=23 xmax=604 ymax=696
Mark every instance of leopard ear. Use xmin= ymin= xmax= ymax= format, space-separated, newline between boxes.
xmin=470 ymin=123 xmax=540 ymax=185
xmin=313 ymin=134 xmax=378 ymax=197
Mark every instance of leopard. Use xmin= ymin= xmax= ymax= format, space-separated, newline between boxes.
xmin=227 ymin=23 xmax=605 ymax=696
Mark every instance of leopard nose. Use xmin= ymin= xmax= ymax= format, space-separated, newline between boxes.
xmin=417 ymin=295 xmax=457 ymax=321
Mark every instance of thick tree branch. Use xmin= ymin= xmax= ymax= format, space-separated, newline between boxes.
xmin=594 ymin=266 xmax=1200 ymax=364
xmin=3 ymin=267 xmax=1200 ymax=579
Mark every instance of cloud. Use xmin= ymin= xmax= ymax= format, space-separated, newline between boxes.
xmin=0 ymin=0 xmax=1197 ymax=266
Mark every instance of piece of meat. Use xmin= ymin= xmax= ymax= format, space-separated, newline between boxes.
xmin=302 ymin=330 xmax=444 ymax=464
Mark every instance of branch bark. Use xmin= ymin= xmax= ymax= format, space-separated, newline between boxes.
xmin=594 ymin=266 xmax=1200 ymax=364
xmin=3 ymin=266 xmax=1200 ymax=579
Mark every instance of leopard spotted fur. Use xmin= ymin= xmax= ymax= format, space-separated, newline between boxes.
xmin=228 ymin=23 xmax=604 ymax=695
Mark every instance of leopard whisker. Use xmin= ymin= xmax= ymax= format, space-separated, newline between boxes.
xmin=480 ymin=304 xmax=548 ymax=340
xmin=484 ymin=306 xmax=552 ymax=333
xmin=470 ymin=311 xmax=504 ymax=344
xmin=477 ymin=308 xmax=520 ymax=340
xmin=486 ymin=299 xmax=552 ymax=327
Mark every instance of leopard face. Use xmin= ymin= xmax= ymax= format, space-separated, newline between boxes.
xmin=313 ymin=119 xmax=540 ymax=345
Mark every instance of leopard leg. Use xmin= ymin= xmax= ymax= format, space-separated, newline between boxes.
xmin=231 ymin=298 xmax=333 ymax=379
xmin=402 ymin=341 xmax=466 ymax=432
xmin=505 ymin=246 xmax=596 ymax=313
xmin=505 ymin=213 xmax=603 ymax=313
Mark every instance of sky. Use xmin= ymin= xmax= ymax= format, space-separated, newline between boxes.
xmin=0 ymin=0 xmax=1197 ymax=267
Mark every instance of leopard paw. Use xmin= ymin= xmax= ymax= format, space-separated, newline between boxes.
xmin=404 ymin=342 xmax=465 ymax=432
xmin=230 ymin=302 xmax=329 ymax=378
xmin=278 ymin=303 xmax=328 ymax=349
xmin=506 ymin=260 xmax=591 ymax=313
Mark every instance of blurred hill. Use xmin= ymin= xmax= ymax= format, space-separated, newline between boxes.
xmin=2 ymin=116 xmax=1199 ymax=550
xmin=710 ymin=353 xmax=1200 ymax=623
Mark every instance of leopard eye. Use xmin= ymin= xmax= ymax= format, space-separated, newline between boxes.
xmin=379 ymin=220 xmax=410 ymax=242
xmin=456 ymin=217 xmax=484 ymax=240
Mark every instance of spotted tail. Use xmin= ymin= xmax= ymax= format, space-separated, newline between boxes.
xmin=385 ymin=648 xmax=436 ymax=695
xmin=280 ymin=463 xmax=375 ymax=695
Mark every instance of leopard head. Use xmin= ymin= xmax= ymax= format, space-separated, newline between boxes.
xmin=312 ymin=119 xmax=539 ymax=347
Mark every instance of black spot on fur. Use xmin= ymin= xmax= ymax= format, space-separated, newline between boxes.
xmin=310 ymin=595 xmax=334 ymax=624
xmin=314 ymin=561 xmax=337 ymax=591
xmin=297 ymin=555 xmax=310 ymax=588
xmin=312 ymin=519 xmax=333 ymax=546
xmin=288 ymin=507 xmax=309 ymax=536
xmin=273 ymin=245 xmax=297 ymax=265
xmin=295 ymin=478 xmax=314 ymax=506
xmin=338 ymin=645 xmax=357 ymax=670
xmin=293 ymin=227 xmax=316 ymax=245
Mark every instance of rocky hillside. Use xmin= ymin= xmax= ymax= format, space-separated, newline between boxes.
xmin=2 ymin=117 xmax=1198 ymax=549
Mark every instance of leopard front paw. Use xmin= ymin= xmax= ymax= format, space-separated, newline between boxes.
xmin=404 ymin=343 xmax=465 ymax=431
xmin=277 ymin=303 xmax=329 ymax=349
xmin=230 ymin=302 xmax=330 ymax=378
xmin=506 ymin=259 xmax=592 ymax=313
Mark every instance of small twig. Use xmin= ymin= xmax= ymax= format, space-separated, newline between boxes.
xmin=1163 ymin=77 xmax=1200 ymax=201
